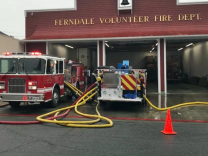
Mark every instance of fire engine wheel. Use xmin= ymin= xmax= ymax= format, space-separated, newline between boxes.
xmin=9 ymin=102 xmax=21 ymax=108
xmin=50 ymin=88 xmax=60 ymax=108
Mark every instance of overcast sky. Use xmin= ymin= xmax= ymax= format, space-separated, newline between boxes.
xmin=0 ymin=0 xmax=207 ymax=40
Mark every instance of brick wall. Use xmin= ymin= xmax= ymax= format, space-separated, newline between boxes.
xmin=26 ymin=0 xmax=208 ymax=40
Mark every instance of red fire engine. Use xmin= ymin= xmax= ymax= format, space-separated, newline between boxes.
xmin=0 ymin=52 xmax=85 ymax=108
xmin=65 ymin=60 xmax=85 ymax=90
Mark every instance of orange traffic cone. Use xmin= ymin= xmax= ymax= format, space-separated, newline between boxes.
xmin=161 ymin=109 xmax=177 ymax=135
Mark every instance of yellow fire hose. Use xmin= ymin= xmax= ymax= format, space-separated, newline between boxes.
xmin=143 ymin=95 xmax=208 ymax=111
xmin=65 ymin=81 xmax=98 ymax=103
xmin=65 ymin=81 xmax=82 ymax=96
xmin=37 ymin=85 xmax=113 ymax=128
xmin=67 ymin=78 xmax=208 ymax=112
xmin=37 ymin=75 xmax=208 ymax=128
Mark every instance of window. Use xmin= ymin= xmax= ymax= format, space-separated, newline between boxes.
xmin=59 ymin=61 xmax=64 ymax=73
xmin=0 ymin=58 xmax=18 ymax=74
xmin=19 ymin=58 xmax=45 ymax=74
xmin=46 ymin=59 xmax=54 ymax=74
xmin=177 ymin=0 xmax=208 ymax=5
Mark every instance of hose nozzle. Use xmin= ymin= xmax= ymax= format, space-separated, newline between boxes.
xmin=96 ymin=77 xmax=101 ymax=82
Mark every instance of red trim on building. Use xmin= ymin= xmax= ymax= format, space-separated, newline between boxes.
xmin=25 ymin=27 xmax=208 ymax=40
xmin=160 ymin=39 xmax=165 ymax=91
xmin=25 ymin=0 xmax=208 ymax=40
xmin=99 ymin=41 xmax=103 ymax=66
xmin=119 ymin=10 xmax=132 ymax=15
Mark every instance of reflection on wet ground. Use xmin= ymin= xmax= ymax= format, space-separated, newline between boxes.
xmin=1 ymin=92 xmax=208 ymax=156
xmin=71 ymin=93 xmax=208 ymax=121
xmin=143 ymin=93 xmax=208 ymax=121
xmin=1 ymin=93 xmax=208 ymax=122
xmin=147 ymin=82 xmax=208 ymax=93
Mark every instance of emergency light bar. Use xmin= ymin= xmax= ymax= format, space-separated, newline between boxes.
xmin=31 ymin=52 xmax=42 ymax=56
xmin=3 ymin=52 xmax=12 ymax=56
xmin=2 ymin=52 xmax=42 ymax=56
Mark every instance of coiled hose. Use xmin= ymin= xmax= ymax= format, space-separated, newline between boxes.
xmin=36 ymin=82 xmax=113 ymax=128
xmin=0 ymin=83 xmax=101 ymax=125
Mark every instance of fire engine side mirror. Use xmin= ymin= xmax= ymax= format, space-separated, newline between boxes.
xmin=68 ymin=60 xmax=73 ymax=64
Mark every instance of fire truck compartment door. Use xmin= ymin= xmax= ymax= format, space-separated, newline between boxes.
xmin=102 ymin=71 xmax=118 ymax=88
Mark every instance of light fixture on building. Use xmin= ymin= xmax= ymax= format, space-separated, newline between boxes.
xmin=105 ymin=43 xmax=110 ymax=47
xmin=152 ymin=47 xmax=155 ymax=50
xmin=65 ymin=45 xmax=74 ymax=49
xmin=178 ymin=48 xmax=183 ymax=51
xmin=186 ymin=43 xmax=193 ymax=47
xmin=156 ymin=43 xmax=158 ymax=46
xmin=121 ymin=0 xmax=130 ymax=5
xmin=150 ymin=50 xmax=152 ymax=53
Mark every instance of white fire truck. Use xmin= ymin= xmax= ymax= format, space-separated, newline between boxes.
xmin=94 ymin=68 xmax=147 ymax=104
xmin=0 ymin=52 xmax=84 ymax=108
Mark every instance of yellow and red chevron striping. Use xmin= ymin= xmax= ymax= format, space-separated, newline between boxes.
xmin=121 ymin=75 xmax=141 ymax=90
xmin=122 ymin=75 xmax=136 ymax=90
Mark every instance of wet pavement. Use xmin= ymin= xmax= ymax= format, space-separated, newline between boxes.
xmin=1 ymin=93 xmax=208 ymax=155
xmin=0 ymin=118 xmax=208 ymax=156
xmin=1 ymin=93 xmax=208 ymax=122
xmin=147 ymin=82 xmax=208 ymax=93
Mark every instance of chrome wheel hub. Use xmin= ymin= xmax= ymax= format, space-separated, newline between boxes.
xmin=54 ymin=92 xmax=59 ymax=103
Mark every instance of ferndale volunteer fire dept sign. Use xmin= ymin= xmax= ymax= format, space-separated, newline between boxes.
xmin=54 ymin=13 xmax=202 ymax=26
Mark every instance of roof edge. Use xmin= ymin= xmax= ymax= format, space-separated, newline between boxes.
xmin=24 ymin=0 xmax=77 ymax=17
xmin=22 ymin=34 xmax=208 ymax=42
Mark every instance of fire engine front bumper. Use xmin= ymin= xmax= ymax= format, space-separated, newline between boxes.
xmin=98 ymin=97 xmax=143 ymax=102
xmin=0 ymin=93 xmax=45 ymax=102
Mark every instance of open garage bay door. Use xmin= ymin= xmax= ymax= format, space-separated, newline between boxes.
xmin=105 ymin=39 xmax=158 ymax=93
xmin=166 ymin=38 xmax=208 ymax=93
xmin=48 ymin=41 xmax=97 ymax=70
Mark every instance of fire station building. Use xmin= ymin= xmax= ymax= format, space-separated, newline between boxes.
xmin=24 ymin=0 xmax=208 ymax=94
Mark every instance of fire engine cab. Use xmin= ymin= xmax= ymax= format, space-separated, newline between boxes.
xmin=0 ymin=52 xmax=65 ymax=108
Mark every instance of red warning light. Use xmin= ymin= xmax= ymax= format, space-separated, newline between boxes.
xmin=4 ymin=52 xmax=12 ymax=56
xmin=31 ymin=52 xmax=42 ymax=56
xmin=28 ymin=81 xmax=37 ymax=86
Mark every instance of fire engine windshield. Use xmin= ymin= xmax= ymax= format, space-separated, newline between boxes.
xmin=0 ymin=58 xmax=18 ymax=74
xmin=19 ymin=58 xmax=45 ymax=74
